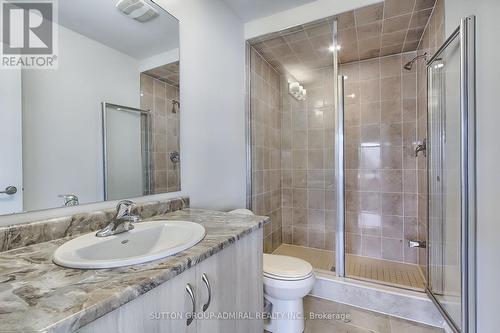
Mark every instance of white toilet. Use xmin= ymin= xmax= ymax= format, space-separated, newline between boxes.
xmin=263 ymin=254 xmax=315 ymax=333
xmin=227 ymin=209 xmax=315 ymax=332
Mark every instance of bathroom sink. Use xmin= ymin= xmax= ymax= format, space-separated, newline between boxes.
xmin=53 ymin=220 xmax=206 ymax=269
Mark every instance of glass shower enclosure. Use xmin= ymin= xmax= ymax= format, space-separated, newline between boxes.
xmin=247 ymin=10 xmax=476 ymax=333
xmin=425 ymin=17 xmax=476 ymax=333
xmin=333 ymin=14 xmax=476 ymax=333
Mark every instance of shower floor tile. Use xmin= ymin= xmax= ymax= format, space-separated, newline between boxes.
xmin=272 ymin=244 xmax=426 ymax=290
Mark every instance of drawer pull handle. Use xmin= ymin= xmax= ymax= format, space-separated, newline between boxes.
xmin=201 ymin=273 xmax=212 ymax=312
xmin=185 ymin=283 xmax=195 ymax=326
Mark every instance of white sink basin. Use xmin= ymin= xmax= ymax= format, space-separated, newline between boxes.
xmin=53 ymin=220 xmax=206 ymax=269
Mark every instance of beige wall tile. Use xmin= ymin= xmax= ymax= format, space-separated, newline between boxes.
xmin=293 ymin=227 xmax=307 ymax=246
xmin=362 ymin=235 xmax=382 ymax=258
xmin=250 ymin=49 xmax=283 ymax=250
xmin=341 ymin=46 xmax=422 ymax=265
xmin=381 ymin=77 xmax=402 ymax=101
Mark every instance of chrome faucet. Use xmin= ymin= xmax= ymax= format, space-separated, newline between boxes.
xmin=96 ymin=200 xmax=140 ymax=237
xmin=59 ymin=194 xmax=79 ymax=207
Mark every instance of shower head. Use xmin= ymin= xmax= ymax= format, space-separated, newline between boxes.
xmin=403 ymin=53 xmax=427 ymax=71
xmin=403 ymin=62 xmax=413 ymax=71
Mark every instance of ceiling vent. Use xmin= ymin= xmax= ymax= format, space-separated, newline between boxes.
xmin=116 ymin=0 xmax=159 ymax=23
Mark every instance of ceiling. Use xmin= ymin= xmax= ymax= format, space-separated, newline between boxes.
xmin=249 ymin=0 xmax=436 ymax=80
xmin=143 ymin=62 xmax=180 ymax=87
xmin=250 ymin=19 xmax=335 ymax=83
xmin=59 ymin=0 xmax=179 ymax=60
xmin=336 ymin=0 xmax=435 ymax=63
xmin=221 ymin=0 xmax=317 ymax=22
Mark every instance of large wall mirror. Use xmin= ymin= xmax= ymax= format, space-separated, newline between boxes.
xmin=0 ymin=0 xmax=180 ymax=216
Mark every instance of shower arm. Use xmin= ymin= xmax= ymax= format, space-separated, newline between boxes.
xmin=404 ymin=53 xmax=427 ymax=70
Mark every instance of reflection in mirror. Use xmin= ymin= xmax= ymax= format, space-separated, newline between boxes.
xmin=0 ymin=0 xmax=180 ymax=216
xmin=140 ymin=61 xmax=181 ymax=194
xmin=103 ymin=103 xmax=152 ymax=200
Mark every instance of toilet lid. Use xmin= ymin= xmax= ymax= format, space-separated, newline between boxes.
xmin=263 ymin=254 xmax=313 ymax=280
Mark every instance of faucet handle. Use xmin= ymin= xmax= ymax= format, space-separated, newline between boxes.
xmin=58 ymin=194 xmax=79 ymax=206
xmin=415 ymin=138 xmax=427 ymax=157
xmin=116 ymin=200 xmax=136 ymax=217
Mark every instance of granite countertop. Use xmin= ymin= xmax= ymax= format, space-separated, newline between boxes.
xmin=0 ymin=209 xmax=268 ymax=333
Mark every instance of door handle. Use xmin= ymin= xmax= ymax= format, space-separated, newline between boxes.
xmin=201 ymin=273 xmax=212 ymax=312
xmin=0 ymin=186 xmax=17 ymax=195
xmin=185 ymin=283 xmax=195 ymax=326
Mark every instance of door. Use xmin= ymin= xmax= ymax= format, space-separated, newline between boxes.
xmin=0 ymin=69 xmax=23 ymax=214
xmin=195 ymin=230 xmax=263 ymax=333
xmin=426 ymin=16 xmax=476 ymax=333
xmin=427 ymin=28 xmax=462 ymax=326
xmin=195 ymin=250 xmax=236 ymax=333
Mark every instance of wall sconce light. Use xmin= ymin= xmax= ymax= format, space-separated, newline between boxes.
xmin=289 ymin=81 xmax=307 ymax=101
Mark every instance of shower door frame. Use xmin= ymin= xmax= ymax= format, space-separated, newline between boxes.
xmin=425 ymin=16 xmax=477 ymax=333
xmin=332 ymin=19 xmax=345 ymax=277
xmin=102 ymin=102 xmax=153 ymax=200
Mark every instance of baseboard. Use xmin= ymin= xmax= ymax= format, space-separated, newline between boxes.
xmin=309 ymin=271 xmax=445 ymax=328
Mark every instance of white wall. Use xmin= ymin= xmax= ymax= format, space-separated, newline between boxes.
xmin=444 ymin=0 xmax=500 ymax=331
xmin=244 ymin=0 xmax=379 ymax=40
xmin=22 ymin=25 xmax=140 ymax=211
xmin=154 ymin=0 xmax=247 ymax=211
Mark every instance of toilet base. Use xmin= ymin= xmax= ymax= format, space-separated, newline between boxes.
xmin=264 ymin=294 xmax=305 ymax=333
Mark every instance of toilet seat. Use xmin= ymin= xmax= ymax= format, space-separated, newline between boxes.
xmin=263 ymin=254 xmax=313 ymax=281
xmin=263 ymin=271 xmax=313 ymax=281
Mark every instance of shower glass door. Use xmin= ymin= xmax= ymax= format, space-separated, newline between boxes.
xmin=427 ymin=29 xmax=461 ymax=328
xmin=427 ymin=16 xmax=476 ymax=333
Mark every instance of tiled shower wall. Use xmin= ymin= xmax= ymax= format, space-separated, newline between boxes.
xmin=250 ymin=48 xmax=282 ymax=253
xmin=140 ymin=74 xmax=181 ymax=194
xmin=340 ymin=53 xmax=420 ymax=265
xmin=281 ymin=68 xmax=336 ymax=251
xmin=416 ymin=0 xmax=445 ymax=273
